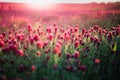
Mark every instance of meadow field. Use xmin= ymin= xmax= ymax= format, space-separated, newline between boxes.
xmin=0 ymin=2 xmax=120 ymax=80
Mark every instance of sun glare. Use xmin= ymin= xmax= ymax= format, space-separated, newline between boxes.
xmin=27 ymin=0 xmax=54 ymax=10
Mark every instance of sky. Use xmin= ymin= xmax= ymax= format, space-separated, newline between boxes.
xmin=0 ymin=0 xmax=120 ymax=3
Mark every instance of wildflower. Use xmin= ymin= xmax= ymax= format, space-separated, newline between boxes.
xmin=2 ymin=32 xmax=6 ymax=37
xmin=46 ymin=55 xmax=50 ymax=61
xmin=45 ymin=48 xmax=51 ymax=53
xmin=74 ymin=41 xmax=79 ymax=48
xmin=17 ymin=64 xmax=26 ymax=73
xmin=60 ymin=28 xmax=65 ymax=33
xmin=46 ymin=26 xmax=52 ymax=33
xmin=48 ymin=33 xmax=53 ymax=41
xmin=28 ymin=24 xmax=33 ymax=32
xmin=54 ymin=46 xmax=60 ymax=55
xmin=94 ymin=25 xmax=99 ymax=31
xmin=30 ymin=38 xmax=34 ymax=45
xmin=16 ymin=34 xmax=22 ymax=41
xmin=77 ymin=65 xmax=87 ymax=71
xmin=65 ymin=66 xmax=73 ymax=71
xmin=64 ymin=33 xmax=70 ymax=44
xmin=36 ymin=41 xmax=43 ymax=49
xmin=36 ymin=51 xmax=41 ymax=56
xmin=74 ymin=26 xmax=79 ymax=33
xmin=54 ymin=26 xmax=58 ymax=34
xmin=94 ymin=58 xmax=100 ymax=64
xmin=69 ymin=27 xmax=74 ymax=33
xmin=0 ymin=41 xmax=5 ymax=47
xmin=43 ymin=41 xmax=48 ymax=48
xmin=74 ymin=51 xmax=80 ymax=59
xmin=17 ymin=49 xmax=24 ymax=57
xmin=0 ymin=35 xmax=3 ymax=40
xmin=82 ymin=28 xmax=86 ymax=35
xmin=34 ymin=35 xmax=39 ymax=41
xmin=66 ymin=53 xmax=71 ymax=59
xmin=31 ymin=65 xmax=36 ymax=72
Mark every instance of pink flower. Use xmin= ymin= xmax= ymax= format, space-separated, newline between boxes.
xmin=74 ymin=41 xmax=79 ymax=48
xmin=16 ymin=34 xmax=21 ymax=41
xmin=0 ymin=41 xmax=5 ymax=47
xmin=46 ymin=26 xmax=52 ymax=33
xmin=54 ymin=46 xmax=60 ymax=55
xmin=94 ymin=58 xmax=100 ymax=64
xmin=2 ymin=32 xmax=6 ymax=37
xmin=28 ymin=24 xmax=33 ymax=32
xmin=69 ymin=27 xmax=74 ymax=33
xmin=34 ymin=35 xmax=39 ymax=41
xmin=36 ymin=51 xmax=41 ymax=56
xmin=31 ymin=65 xmax=36 ymax=72
xmin=66 ymin=53 xmax=71 ymax=59
xmin=54 ymin=26 xmax=58 ymax=34
xmin=43 ymin=41 xmax=48 ymax=48
xmin=17 ymin=49 xmax=24 ymax=57
xmin=30 ymin=38 xmax=34 ymax=45
xmin=0 ymin=35 xmax=3 ymax=40
xmin=78 ymin=65 xmax=87 ymax=71
xmin=74 ymin=51 xmax=80 ymax=59
xmin=47 ymin=33 xmax=53 ymax=41
xmin=74 ymin=27 xmax=79 ymax=33
xmin=60 ymin=28 xmax=65 ymax=33
xmin=82 ymin=28 xmax=86 ymax=35
xmin=65 ymin=66 xmax=73 ymax=71
xmin=64 ymin=33 xmax=70 ymax=43
xmin=36 ymin=41 xmax=43 ymax=49
xmin=45 ymin=48 xmax=51 ymax=53
xmin=93 ymin=25 xmax=99 ymax=31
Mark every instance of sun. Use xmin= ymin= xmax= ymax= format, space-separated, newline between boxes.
xmin=27 ymin=0 xmax=54 ymax=10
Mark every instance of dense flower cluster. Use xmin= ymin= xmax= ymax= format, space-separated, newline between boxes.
xmin=0 ymin=24 xmax=120 ymax=80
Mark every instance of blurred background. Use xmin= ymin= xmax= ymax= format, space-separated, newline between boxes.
xmin=0 ymin=0 xmax=120 ymax=32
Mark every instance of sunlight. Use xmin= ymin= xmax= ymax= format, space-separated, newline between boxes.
xmin=27 ymin=0 xmax=54 ymax=10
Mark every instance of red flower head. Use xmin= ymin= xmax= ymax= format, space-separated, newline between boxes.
xmin=69 ymin=27 xmax=74 ymax=33
xmin=74 ymin=51 xmax=80 ymax=59
xmin=94 ymin=58 xmax=100 ymax=64
xmin=28 ymin=24 xmax=33 ymax=32
xmin=0 ymin=35 xmax=3 ymax=40
xmin=54 ymin=26 xmax=58 ymax=33
xmin=66 ymin=53 xmax=71 ymax=59
xmin=30 ymin=38 xmax=34 ymax=45
xmin=94 ymin=25 xmax=99 ymax=31
xmin=78 ymin=65 xmax=87 ymax=71
xmin=54 ymin=46 xmax=61 ymax=55
xmin=74 ymin=41 xmax=79 ymax=48
xmin=82 ymin=28 xmax=86 ymax=35
xmin=0 ymin=41 xmax=5 ymax=47
xmin=36 ymin=41 xmax=43 ymax=49
xmin=36 ymin=51 xmax=41 ymax=56
xmin=34 ymin=35 xmax=39 ymax=41
xmin=64 ymin=33 xmax=70 ymax=43
xmin=17 ymin=49 xmax=24 ymax=57
xmin=60 ymin=28 xmax=65 ymax=33
xmin=2 ymin=32 xmax=6 ymax=37
xmin=65 ymin=66 xmax=73 ymax=71
xmin=46 ymin=26 xmax=52 ymax=33
xmin=43 ymin=41 xmax=48 ymax=48
xmin=16 ymin=34 xmax=21 ymax=41
xmin=74 ymin=27 xmax=79 ymax=33
xmin=48 ymin=33 xmax=53 ymax=41
xmin=31 ymin=65 xmax=36 ymax=72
